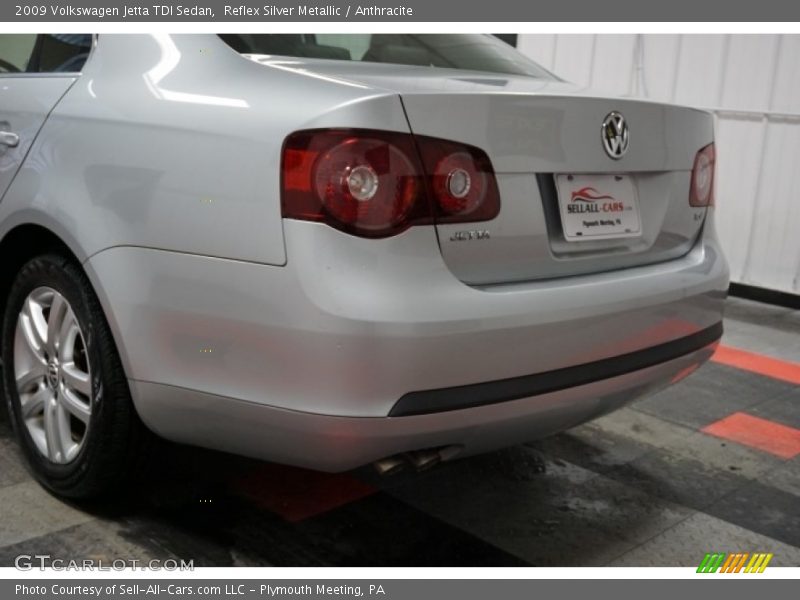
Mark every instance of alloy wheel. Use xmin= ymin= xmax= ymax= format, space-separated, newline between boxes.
xmin=13 ymin=287 xmax=92 ymax=464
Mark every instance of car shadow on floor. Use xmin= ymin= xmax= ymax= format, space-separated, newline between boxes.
xmin=63 ymin=436 xmax=691 ymax=566
xmin=0 ymin=407 xmax=728 ymax=567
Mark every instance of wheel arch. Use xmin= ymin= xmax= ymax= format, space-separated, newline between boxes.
xmin=0 ymin=223 xmax=135 ymax=383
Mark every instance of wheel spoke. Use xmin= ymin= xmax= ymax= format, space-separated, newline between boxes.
xmin=59 ymin=385 xmax=91 ymax=423
xmin=45 ymin=293 xmax=67 ymax=356
xmin=61 ymin=362 xmax=91 ymax=397
xmin=27 ymin=297 xmax=49 ymax=349
xmin=15 ymin=363 xmax=46 ymax=393
xmin=19 ymin=310 xmax=46 ymax=362
xmin=57 ymin=309 xmax=79 ymax=363
xmin=55 ymin=403 xmax=76 ymax=459
xmin=43 ymin=394 xmax=63 ymax=461
xmin=21 ymin=387 xmax=50 ymax=420
xmin=26 ymin=297 xmax=47 ymax=346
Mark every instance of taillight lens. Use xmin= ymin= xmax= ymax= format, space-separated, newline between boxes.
xmin=313 ymin=137 xmax=421 ymax=233
xmin=689 ymin=143 xmax=715 ymax=207
xmin=282 ymin=129 xmax=500 ymax=238
xmin=416 ymin=137 xmax=500 ymax=223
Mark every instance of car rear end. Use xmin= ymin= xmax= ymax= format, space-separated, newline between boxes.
xmin=121 ymin=35 xmax=729 ymax=471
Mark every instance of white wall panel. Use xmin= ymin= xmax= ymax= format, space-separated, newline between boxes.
xmin=713 ymin=116 xmax=767 ymax=281
xmin=720 ymin=36 xmax=778 ymax=111
xmin=518 ymin=33 xmax=800 ymax=294
xmin=589 ymin=35 xmax=637 ymax=96
xmin=673 ymin=35 xmax=729 ymax=107
xmin=771 ymin=35 xmax=800 ymax=114
xmin=552 ymin=35 xmax=596 ymax=88
xmin=640 ymin=35 xmax=681 ymax=102
xmin=743 ymin=121 xmax=800 ymax=292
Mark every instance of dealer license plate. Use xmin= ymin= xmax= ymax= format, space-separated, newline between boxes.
xmin=555 ymin=174 xmax=642 ymax=241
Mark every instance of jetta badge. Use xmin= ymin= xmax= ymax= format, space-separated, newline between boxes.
xmin=601 ymin=111 xmax=629 ymax=159
xmin=450 ymin=229 xmax=490 ymax=242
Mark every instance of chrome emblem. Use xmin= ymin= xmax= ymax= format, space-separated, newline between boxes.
xmin=449 ymin=230 xmax=490 ymax=242
xmin=601 ymin=111 xmax=629 ymax=159
xmin=47 ymin=361 xmax=59 ymax=389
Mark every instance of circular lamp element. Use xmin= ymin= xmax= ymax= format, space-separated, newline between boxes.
xmin=446 ymin=168 xmax=472 ymax=199
xmin=347 ymin=165 xmax=379 ymax=202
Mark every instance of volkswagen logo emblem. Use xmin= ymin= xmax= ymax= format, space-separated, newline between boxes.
xmin=47 ymin=361 xmax=59 ymax=389
xmin=601 ymin=111 xmax=629 ymax=159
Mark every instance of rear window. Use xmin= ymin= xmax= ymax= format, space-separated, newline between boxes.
xmin=218 ymin=34 xmax=555 ymax=79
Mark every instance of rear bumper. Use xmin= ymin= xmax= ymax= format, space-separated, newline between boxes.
xmin=391 ymin=323 xmax=722 ymax=416
xmin=129 ymin=339 xmax=717 ymax=471
xmin=85 ymin=218 xmax=728 ymax=468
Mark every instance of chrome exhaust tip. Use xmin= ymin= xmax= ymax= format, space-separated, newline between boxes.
xmin=373 ymin=455 xmax=406 ymax=476
xmin=404 ymin=449 xmax=442 ymax=471
xmin=374 ymin=445 xmax=459 ymax=475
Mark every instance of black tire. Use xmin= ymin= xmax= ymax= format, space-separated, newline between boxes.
xmin=1 ymin=253 xmax=152 ymax=499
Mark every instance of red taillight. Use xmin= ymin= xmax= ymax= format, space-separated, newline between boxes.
xmin=281 ymin=129 xmax=500 ymax=238
xmin=689 ymin=143 xmax=715 ymax=207
xmin=416 ymin=136 xmax=500 ymax=223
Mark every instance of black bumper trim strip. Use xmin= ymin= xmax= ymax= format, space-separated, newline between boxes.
xmin=389 ymin=322 xmax=723 ymax=417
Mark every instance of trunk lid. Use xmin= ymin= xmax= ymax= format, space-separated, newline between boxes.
xmin=397 ymin=83 xmax=713 ymax=285
xmin=253 ymin=59 xmax=714 ymax=284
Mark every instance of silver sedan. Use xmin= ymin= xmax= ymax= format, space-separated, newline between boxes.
xmin=0 ymin=34 xmax=728 ymax=497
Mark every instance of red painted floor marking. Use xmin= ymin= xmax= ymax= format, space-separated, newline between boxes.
xmin=712 ymin=345 xmax=800 ymax=385
xmin=702 ymin=412 xmax=800 ymax=459
xmin=233 ymin=463 xmax=377 ymax=523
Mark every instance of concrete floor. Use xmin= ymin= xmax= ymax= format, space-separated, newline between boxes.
xmin=0 ymin=296 xmax=798 ymax=567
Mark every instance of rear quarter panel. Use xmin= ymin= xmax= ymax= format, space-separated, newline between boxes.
xmin=0 ymin=33 xmax=410 ymax=265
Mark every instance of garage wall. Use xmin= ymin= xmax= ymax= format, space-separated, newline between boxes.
xmin=517 ymin=34 xmax=800 ymax=295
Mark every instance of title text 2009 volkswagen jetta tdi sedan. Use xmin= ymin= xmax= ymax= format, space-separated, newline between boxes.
xmin=0 ymin=34 xmax=728 ymax=497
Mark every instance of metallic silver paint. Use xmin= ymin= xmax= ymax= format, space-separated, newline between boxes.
xmin=86 ymin=220 xmax=727 ymax=420
xmin=0 ymin=34 xmax=729 ymax=470
xmin=129 ymin=344 xmax=716 ymax=471
xmin=0 ymin=76 xmax=76 ymax=202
